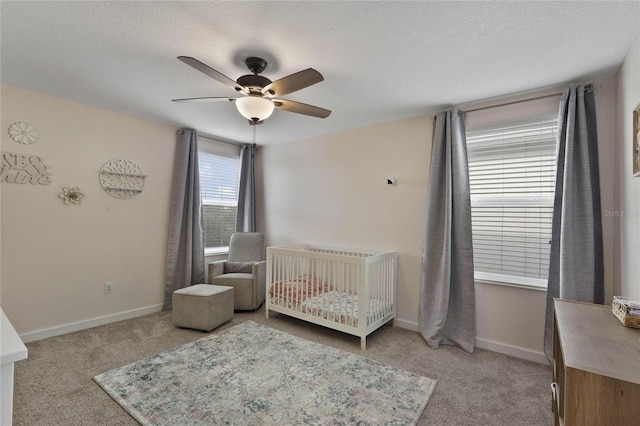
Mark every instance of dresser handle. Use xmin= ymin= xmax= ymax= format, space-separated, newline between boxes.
xmin=551 ymin=382 xmax=560 ymax=414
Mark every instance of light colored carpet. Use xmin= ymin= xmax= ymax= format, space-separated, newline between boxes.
xmin=94 ymin=321 xmax=436 ymax=425
xmin=13 ymin=307 xmax=552 ymax=425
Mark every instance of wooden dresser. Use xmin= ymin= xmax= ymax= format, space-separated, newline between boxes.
xmin=552 ymin=299 xmax=640 ymax=425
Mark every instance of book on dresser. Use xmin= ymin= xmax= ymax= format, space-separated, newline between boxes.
xmin=552 ymin=299 xmax=640 ymax=426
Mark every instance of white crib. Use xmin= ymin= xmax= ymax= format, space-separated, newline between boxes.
xmin=265 ymin=244 xmax=397 ymax=350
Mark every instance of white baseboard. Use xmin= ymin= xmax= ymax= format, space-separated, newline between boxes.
xmin=394 ymin=318 xmax=549 ymax=365
xmin=475 ymin=337 xmax=549 ymax=365
xmin=395 ymin=318 xmax=419 ymax=331
xmin=19 ymin=304 xmax=164 ymax=343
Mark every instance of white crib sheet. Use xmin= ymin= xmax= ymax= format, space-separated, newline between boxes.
xmin=299 ymin=290 xmax=392 ymax=327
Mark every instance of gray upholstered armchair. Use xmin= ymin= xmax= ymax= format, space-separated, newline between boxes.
xmin=209 ymin=232 xmax=266 ymax=310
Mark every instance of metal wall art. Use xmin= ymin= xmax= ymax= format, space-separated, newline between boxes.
xmin=8 ymin=122 xmax=40 ymax=145
xmin=1 ymin=151 xmax=51 ymax=185
xmin=99 ymin=159 xmax=146 ymax=199
xmin=59 ymin=185 xmax=86 ymax=205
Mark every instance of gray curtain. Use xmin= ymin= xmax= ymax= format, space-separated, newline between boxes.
xmin=236 ymin=143 xmax=256 ymax=232
xmin=163 ymin=129 xmax=205 ymax=309
xmin=544 ymin=84 xmax=604 ymax=360
xmin=419 ymin=109 xmax=476 ymax=353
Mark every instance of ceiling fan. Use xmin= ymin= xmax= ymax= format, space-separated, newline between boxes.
xmin=172 ymin=56 xmax=331 ymax=125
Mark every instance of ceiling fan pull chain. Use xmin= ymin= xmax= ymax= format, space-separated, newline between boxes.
xmin=253 ymin=123 xmax=257 ymax=145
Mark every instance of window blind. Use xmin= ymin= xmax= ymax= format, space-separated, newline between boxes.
xmin=466 ymin=119 xmax=558 ymax=286
xmin=198 ymin=150 xmax=240 ymax=250
xmin=199 ymin=151 xmax=240 ymax=204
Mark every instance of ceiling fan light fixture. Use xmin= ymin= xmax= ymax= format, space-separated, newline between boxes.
xmin=174 ymin=56 xmax=331 ymax=120
xmin=235 ymin=96 xmax=274 ymax=122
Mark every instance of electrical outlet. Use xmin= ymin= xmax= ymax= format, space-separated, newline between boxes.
xmin=104 ymin=282 xmax=113 ymax=294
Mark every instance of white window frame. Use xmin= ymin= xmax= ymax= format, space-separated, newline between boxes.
xmin=198 ymin=137 xmax=241 ymax=257
xmin=466 ymin=111 xmax=558 ymax=291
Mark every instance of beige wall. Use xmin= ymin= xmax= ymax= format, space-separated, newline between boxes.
xmin=597 ymin=77 xmax=620 ymax=305
xmin=1 ymin=85 xmax=176 ymax=339
xmin=616 ymin=34 xmax=640 ymax=300
xmin=258 ymin=78 xmax=619 ymax=363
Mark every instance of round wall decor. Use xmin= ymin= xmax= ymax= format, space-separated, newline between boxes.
xmin=99 ymin=159 xmax=146 ymax=199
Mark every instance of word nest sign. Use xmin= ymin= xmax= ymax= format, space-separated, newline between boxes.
xmin=1 ymin=151 xmax=51 ymax=185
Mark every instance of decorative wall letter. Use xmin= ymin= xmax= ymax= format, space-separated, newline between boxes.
xmin=8 ymin=122 xmax=40 ymax=145
xmin=1 ymin=151 xmax=52 ymax=185
xmin=99 ymin=159 xmax=146 ymax=199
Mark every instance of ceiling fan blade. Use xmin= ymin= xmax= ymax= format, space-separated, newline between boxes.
xmin=172 ymin=96 xmax=238 ymax=103
xmin=262 ymin=68 xmax=324 ymax=97
xmin=177 ymin=56 xmax=249 ymax=94
xmin=273 ymin=99 xmax=331 ymax=118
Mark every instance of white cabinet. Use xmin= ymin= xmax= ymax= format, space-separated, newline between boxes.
xmin=1 ymin=309 xmax=28 ymax=426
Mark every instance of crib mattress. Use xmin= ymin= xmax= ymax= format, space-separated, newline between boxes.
xmin=270 ymin=290 xmax=392 ymax=327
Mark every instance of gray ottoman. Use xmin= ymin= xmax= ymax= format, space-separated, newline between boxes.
xmin=172 ymin=284 xmax=234 ymax=331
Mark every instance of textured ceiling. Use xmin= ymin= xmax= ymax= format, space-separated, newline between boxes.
xmin=1 ymin=1 xmax=639 ymax=145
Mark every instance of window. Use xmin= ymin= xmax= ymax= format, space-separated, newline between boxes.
xmin=466 ymin=117 xmax=558 ymax=288
xmin=198 ymin=138 xmax=241 ymax=255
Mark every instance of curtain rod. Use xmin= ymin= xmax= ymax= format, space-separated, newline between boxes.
xmin=463 ymin=92 xmax=562 ymax=114
xmin=195 ymin=131 xmax=245 ymax=147
xmin=461 ymin=84 xmax=594 ymax=114
xmin=177 ymin=129 xmax=256 ymax=148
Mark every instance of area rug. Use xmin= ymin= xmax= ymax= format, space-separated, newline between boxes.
xmin=94 ymin=321 xmax=437 ymax=425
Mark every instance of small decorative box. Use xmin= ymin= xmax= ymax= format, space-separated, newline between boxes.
xmin=612 ymin=296 xmax=640 ymax=329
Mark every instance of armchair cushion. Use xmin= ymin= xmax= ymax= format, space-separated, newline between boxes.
xmin=212 ymin=274 xmax=254 ymax=310
xmin=228 ymin=232 xmax=264 ymax=262
xmin=225 ymin=261 xmax=255 ymax=274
